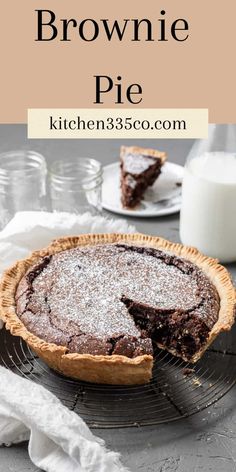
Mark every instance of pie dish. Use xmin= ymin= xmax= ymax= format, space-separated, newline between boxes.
xmin=0 ymin=233 xmax=235 ymax=385
xmin=120 ymin=146 xmax=167 ymax=208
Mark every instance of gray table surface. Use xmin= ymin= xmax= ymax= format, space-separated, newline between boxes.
xmin=0 ymin=125 xmax=235 ymax=472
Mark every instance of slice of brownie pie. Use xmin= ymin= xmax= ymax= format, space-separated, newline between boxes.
xmin=120 ymin=146 xmax=167 ymax=208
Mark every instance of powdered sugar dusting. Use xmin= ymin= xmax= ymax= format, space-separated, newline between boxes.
xmin=125 ymin=175 xmax=137 ymax=189
xmin=32 ymin=244 xmax=205 ymax=339
xmin=123 ymin=153 xmax=156 ymax=174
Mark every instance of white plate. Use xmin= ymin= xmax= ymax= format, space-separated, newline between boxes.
xmin=102 ymin=161 xmax=184 ymax=217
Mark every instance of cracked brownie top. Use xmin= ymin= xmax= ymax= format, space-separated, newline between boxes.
xmin=15 ymin=243 xmax=220 ymax=361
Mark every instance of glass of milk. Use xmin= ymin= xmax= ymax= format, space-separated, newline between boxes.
xmin=180 ymin=125 xmax=236 ymax=262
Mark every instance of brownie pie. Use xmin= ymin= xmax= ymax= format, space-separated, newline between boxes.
xmin=0 ymin=234 xmax=235 ymax=385
xmin=120 ymin=146 xmax=166 ymax=208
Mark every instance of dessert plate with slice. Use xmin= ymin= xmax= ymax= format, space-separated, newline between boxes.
xmin=102 ymin=161 xmax=183 ymax=217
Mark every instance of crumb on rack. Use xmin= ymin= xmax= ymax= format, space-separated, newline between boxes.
xmin=182 ymin=367 xmax=194 ymax=376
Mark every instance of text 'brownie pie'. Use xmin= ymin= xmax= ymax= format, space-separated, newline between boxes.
xmin=0 ymin=234 xmax=235 ymax=385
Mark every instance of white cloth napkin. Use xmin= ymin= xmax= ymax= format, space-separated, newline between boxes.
xmin=0 ymin=367 xmax=129 ymax=472
xmin=0 ymin=211 xmax=135 ymax=471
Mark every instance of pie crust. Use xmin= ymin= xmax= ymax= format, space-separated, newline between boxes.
xmin=120 ymin=145 xmax=167 ymax=165
xmin=0 ymin=233 xmax=235 ymax=385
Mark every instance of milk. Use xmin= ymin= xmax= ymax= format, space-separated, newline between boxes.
xmin=180 ymin=152 xmax=236 ymax=262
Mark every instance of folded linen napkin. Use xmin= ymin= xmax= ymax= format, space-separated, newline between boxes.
xmin=0 ymin=366 xmax=129 ymax=472
xmin=0 ymin=211 xmax=135 ymax=471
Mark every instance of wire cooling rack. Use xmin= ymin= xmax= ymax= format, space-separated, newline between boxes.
xmin=0 ymin=326 xmax=236 ymax=428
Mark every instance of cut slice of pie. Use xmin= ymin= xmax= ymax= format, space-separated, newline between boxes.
xmin=0 ymin=233 xmax=235 ymax=385
xmin=120 ymin=146 xmax=167 ymax=208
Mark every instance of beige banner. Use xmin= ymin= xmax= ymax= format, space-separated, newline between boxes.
xmin=28 ymin=108 xmax=208 ymax=139
xmin=1 ymin=1 xmax=236 ymax=123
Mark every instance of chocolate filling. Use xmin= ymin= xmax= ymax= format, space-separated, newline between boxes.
xmin=15 ymin=244 xmax=220 ymax=362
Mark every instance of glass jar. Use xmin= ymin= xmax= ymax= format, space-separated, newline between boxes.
xmin=0 ymin=150 xmax=47 ymax=229
xmin=180 ymin=125 xmax=236 ymax=262
xmin=49 ymin=157 xmax=103 ymax=215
